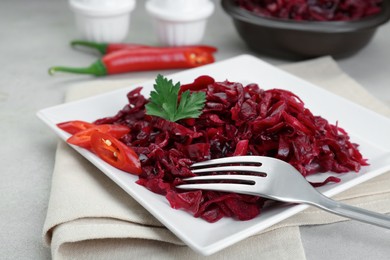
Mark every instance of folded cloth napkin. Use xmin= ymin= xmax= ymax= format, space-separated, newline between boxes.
xmin=42 ymin=56 xmax=390 ymax=260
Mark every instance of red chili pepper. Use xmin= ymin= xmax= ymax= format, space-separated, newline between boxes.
xmin=71 ymin=40 xmax=148 ymax=54
xmin=49 ymin=47 xmax=215 ymax=76
xmin=90 ymin=131 xmax=142 ymax=175
xmin=66 ymin=124 xmax=130 ymax=149
xmin=57 ymin=120 xmax=95 ymax=135
xmin=70 ymin=40 xmax=217 ymax=55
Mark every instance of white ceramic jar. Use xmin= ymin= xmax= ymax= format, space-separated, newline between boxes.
xmin=145 ymin=0 xmax=215 ymax=46
xmin=69 ymin=0 xmax=136 ymax=42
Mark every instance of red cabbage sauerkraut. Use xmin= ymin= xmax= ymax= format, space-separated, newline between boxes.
xmin=236 ymin=0 xmax=383 ymax=21
xmin=94 ymin=76 xmax=367 ymax=222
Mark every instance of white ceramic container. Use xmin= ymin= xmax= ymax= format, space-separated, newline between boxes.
xmin=146 ymin=0 xmax=215 ymax=46
xmin=69 ymin=0 xmax=136 ymax=42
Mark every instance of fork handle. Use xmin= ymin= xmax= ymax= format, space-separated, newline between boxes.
xmin=311 ymin=195 xmax=390 ymax=229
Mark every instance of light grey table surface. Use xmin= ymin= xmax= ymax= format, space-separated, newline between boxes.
xmin=1 ymin=0 xmax=389 ymax=259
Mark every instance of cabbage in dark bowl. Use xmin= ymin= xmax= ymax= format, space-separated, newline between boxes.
xmin=222 ymin=0 xmax=390 ymax=59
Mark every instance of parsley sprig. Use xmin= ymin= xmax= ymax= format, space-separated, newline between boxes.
xmin=145 ymin=74 xmax=206 ymax=122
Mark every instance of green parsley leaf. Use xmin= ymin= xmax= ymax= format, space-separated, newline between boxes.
xmin=145 ymin=74 xmax=206 ymax=122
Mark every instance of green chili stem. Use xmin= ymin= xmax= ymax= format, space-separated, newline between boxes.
xmin=48 ymin=60 xmax=107 ymax=76
xmin=70 ymin=40 xmax=108 ymax=54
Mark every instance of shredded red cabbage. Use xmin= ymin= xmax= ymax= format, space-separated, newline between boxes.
xmin=94 ymin=76 xmax=368 ymax=222
xmin=236 ymin=0 xmax=383 ymax=21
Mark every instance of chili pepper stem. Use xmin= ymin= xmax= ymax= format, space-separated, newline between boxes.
xmin=70 ymin=40 xmax=108 ymax=54
xmin=48 ymin=60 xmax=107 ymax=76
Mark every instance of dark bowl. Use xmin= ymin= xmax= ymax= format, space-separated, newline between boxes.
xmin=221 ymin=0 xmax=390 ymax=60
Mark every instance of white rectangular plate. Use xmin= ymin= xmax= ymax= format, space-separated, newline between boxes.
xmin=37 ymin=55 xmax=390 ymax=255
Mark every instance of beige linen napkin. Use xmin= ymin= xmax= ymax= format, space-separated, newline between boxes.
xmin=43 ymin=57 xmax=390 ymax=260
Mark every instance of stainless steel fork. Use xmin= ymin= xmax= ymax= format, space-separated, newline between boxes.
xmin=177 ymin=156 xmax=390 ymax=229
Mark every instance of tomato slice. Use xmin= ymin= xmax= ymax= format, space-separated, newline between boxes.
xmin=90 ymin=132 xmax=142 ymax=175
xmin=67 ymin=124 xmax=130 ymax=149
xmin=57 ymin=120 xmax=95 ymax=134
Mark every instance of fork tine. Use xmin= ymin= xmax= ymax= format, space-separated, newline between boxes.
xmin=176 ymin=183 xmax=258 ymax=195
xmin=182 ymin=174 xmax=261 ymax=182
xmin=176 ymin=175 xmax=268 ymax=196
xmin=191 ymin=156 xmax=263 ymax=168
xmin=192 ymin=165 xmax=265 ymax=175
xmin=191 ymin=156 xmax=289 ymax=175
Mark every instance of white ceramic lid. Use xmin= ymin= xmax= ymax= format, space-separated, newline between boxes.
xmin=69 ymin=0 xmax=136 ymax=16
xmin=146 ymin=0 xmax=214 ymax=22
